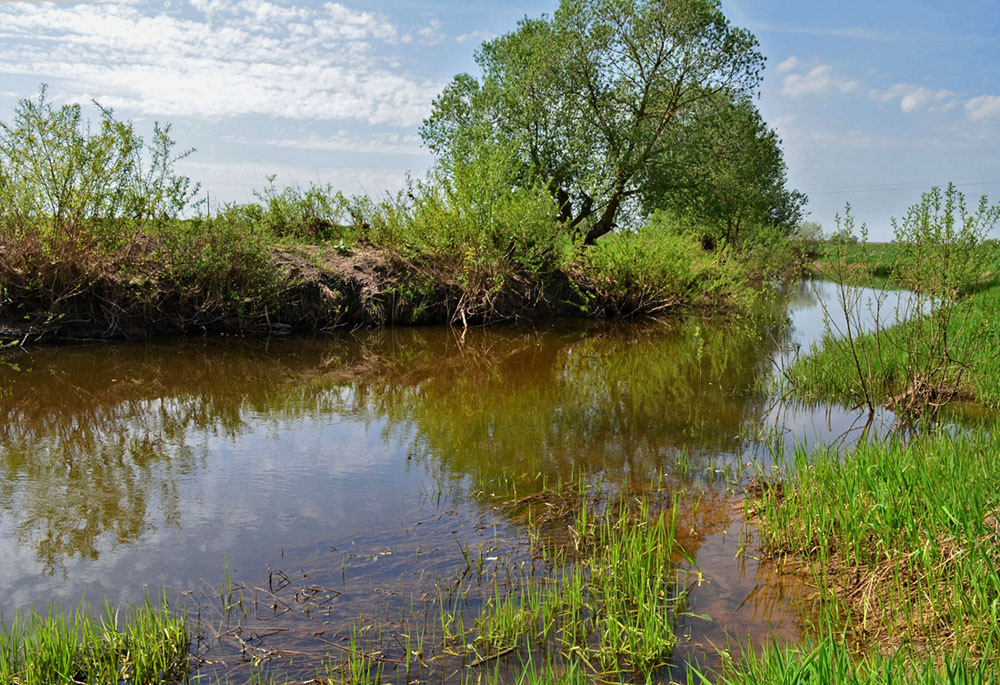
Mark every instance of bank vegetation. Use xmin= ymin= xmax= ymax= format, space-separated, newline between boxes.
xmin=0 ymin=0 xmax=810 ymax=344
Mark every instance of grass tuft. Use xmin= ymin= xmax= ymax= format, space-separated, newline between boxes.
xmin=0 ymin=595 xmax=188 ymax=684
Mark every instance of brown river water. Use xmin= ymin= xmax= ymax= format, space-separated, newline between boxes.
xmin=0 ymin=280 xmax=903 ymax=682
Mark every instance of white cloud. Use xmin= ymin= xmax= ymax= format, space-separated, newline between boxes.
xmin=869 ymin=83 xmax=956 ymax=113
xmin=780 ymin=64 xmax=862 ymax=98
xmin=232 ymin=131 xmax=425 ymax=156
xmin=416 ymin=19 xmax=445 ymax=46
xmin=966 ymin=95 xmax=1000 ymax=121
xmin=0 ymin=0 xmax=443 ymax=126
xmin=456 ymin=29 xmax=494 ymax=45
xmin=775 ymin=56 xmax=801 ymax=74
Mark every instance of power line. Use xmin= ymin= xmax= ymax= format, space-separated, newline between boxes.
xmin=802 ymin=179 xmax=1000 ymax=196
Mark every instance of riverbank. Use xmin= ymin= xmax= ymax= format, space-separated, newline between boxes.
xmin=722 ymin=426 xmax=1000 ymax=684
xmin=734 ymin=222 xmax=1000 ymax=678
xmin=784 ymin=273 xmax=1000 ymax=414
xmin=0 ymin=89 xmax=807 ymax=346
xmin=0 ymin=219 xmax=802 ymax=345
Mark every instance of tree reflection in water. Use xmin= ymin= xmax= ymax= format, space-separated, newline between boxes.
xmin=0 ymin=306 xmax=788 ymax=580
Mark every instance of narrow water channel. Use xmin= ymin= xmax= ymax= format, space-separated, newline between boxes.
xmin=0 ymin=279 xmax=904 ymax=682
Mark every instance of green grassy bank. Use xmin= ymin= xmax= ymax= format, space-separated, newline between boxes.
xmin=714 ymin=426 xmax=1000 ymax=685
xmin=785 ymin=186 xmax=1000 ymax=415
xmin=807 ymin=241 xmax=902 ymax=289
xmin=785 ymin=280 xmax=1000 ymax=411
xmin=0 ymin=196 xmax=798 ymax=344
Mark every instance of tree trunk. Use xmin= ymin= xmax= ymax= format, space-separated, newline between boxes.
xmin=583 ymin=195 xmax=620 ymax=245
xmin=555 ymin=187 xmax=572 ymax=224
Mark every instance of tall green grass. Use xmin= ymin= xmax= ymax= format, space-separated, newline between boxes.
xmin=701 ymin=633 xmax=989 ymax=684
xmin=787 ymin=283 xmax=1000 ymax=410
xmin=475 ymin=496 xmax=691 ymax=678
xmin=0 ymin=596 xmax=188 ymax=684
xmin=753 ymin=428 xmax=1000 ymax=657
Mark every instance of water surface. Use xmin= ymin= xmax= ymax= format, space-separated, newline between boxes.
xmin=0 ymin=279 xmax=895 ymax=680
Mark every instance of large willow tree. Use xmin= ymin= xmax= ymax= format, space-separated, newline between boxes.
xmin=421 ymin=0 xmax=799 ymax=245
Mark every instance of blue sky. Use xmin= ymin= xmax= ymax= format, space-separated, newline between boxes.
xmin=1 ymin=0 xmax=998 ymax=240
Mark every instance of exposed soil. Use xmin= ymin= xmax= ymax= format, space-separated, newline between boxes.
xmin=0 ymin=244 xmax=588 ymax=344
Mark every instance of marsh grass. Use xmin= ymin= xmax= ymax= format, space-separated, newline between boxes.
xmin=475 ymin=494 xmax=693 ymax=678
xmin=701 ymin=632 xmax=990 ymax=685
xmin=751 ymin=428 xmax=1000 ymax=658
xmin=0 ymin=596 xmax=188 ymax=684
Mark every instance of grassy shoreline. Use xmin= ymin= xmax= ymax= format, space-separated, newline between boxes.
xmin=714 ymin=426 xmax=1000 ymax=684
xmin=0 ymin=224 xmax=802 ymax=346
xmin=785 ymin=273 xmax=1000 ymax=413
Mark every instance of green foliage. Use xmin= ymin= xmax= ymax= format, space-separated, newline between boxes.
xmin=577 ymin=221 xmax=704 ymax=316
xmin=0 ymin=85 xmax=196 ymax=248
xmin=813 ymin=241 xmax=900 ymax=287
xmin=422 ymin=0 xmax=771 ymax=244
xmin=0 ymin=84 xmax=785 ymax=335
xmin=248 ymin=177 xmax=355 ymax=243
xmin=655 ymin=94 xmax=805 ymax=247
xmin=0 ymin=87 xmax=291 ymax=331
xmin=360 ymin=147 xmax=565 ymax=275
xmin=793 ymin=220 xmax=824 ymax=242
xmin=705 ymin=633 xmax=988 ymax=684
xmin=828 ymin=227 xmax=859 ymax=245
xmin=158 ymin=211 xmax=286 ymax=318
xmin=475 ymin=495 xmax=690 ymax=678
xmin=890 ymin=184 xmax=1000 ymax=296
xmin=789 ymin=279 xmax=1000 ymax=410
xmin=343 ymin=144 xmax=573 ymax=322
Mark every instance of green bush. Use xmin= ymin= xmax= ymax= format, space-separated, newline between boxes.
xmin=0 ymin=86 xmax=196 ymax=249
xmin=248 ymin=178 xmax=355 ymax=243
xmin=579 ymin=219 xmax=703 ymax=315
xmin=359 ymin=144 xmax=568 ymax=276
xmin=158 ymin=210 xmax=286 ymax=317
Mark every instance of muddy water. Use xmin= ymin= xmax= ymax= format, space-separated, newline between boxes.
xmin=0 ymin=279 xmax=897 ymax=681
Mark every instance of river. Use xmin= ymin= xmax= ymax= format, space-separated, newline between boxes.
xmin=0 ymin=279 xmax=904 ymax=682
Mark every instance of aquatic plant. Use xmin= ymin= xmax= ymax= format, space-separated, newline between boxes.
xmin=475 ymin=494 xmax=692 ymax=678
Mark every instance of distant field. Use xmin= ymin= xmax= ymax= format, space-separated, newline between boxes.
xmin=808 ymin=241 xmax=900 ymax=286
xmin=809 ymin=240 xmax=1000 ymax=289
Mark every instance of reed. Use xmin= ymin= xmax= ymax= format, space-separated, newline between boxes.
xmin=474 ymin=494 xmax=692 ymax=678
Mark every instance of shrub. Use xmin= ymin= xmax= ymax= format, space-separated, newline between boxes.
xmin=579 ymin=218 xmax=703 ymax=316
xmin=249 ymin=178 xmax=355 ymax=243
